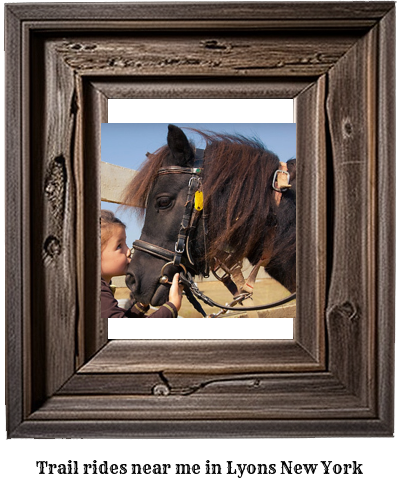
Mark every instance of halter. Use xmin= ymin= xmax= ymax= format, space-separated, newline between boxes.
xmin=131 ymin=150 xmax=296 ymax=317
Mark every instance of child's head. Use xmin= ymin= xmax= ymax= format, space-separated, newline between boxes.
xmin=101 ymin=210 xmax=131 ymax=283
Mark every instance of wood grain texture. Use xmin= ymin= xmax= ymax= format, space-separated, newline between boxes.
xmin=326 ymin=25 xmax=377 ymax=403
xmin=80 ymin=80 xmax=108 ymax=362
xmin=15 ymin=416 xmax=392 ymax=439
xmin=5 ymin=4 xmax=25 ymax=437
xmin=375 ymin=5 xmax=395 ymax=431
xmin=79 ymin=340 xmax=320 ymax=374
xmin=92 ymin=79 xmax=311 ymax=99
xmin=13 ymin=418 xmax=391 ymax=439
xmin=29 ymin=392 xmax=371 ymax=422
xmin=54 ymin=34 xmax=359 ymax=78
xmin=58 ymin=372 xmax=163 ymax=396
xmin=5 ymin=2 xmax=395 ymax=438
xmin=29 ymin=36 xmax=78 ymax=408
xmin=295 ymin=75 xmax=327 ymax=363
xmin=59 ymin=371 xmax=359 ymax=399
xmin=6 ymin=2 xmax=394 ymax=23
xmin=34 ymin=372 xmax=374 ymax=424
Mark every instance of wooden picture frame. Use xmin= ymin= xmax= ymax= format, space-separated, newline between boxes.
xmin=5 ymin=2 xmax=395 ymax=438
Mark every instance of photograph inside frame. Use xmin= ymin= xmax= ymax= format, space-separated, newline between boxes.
xmin=101 ymin=122 xmax=296 ymax=338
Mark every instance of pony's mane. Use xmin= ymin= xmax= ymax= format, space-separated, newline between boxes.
xmin=193 ymin=130 xmax=285 ymax=264
xmin=122 ymin=129 xmax=296 ymax=270
xmin=121 ymin=144 xmax=171 ymax=216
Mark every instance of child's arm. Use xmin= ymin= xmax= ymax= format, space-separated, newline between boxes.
xmin=101 ymin=278 xmax=146 ymax=319
xmin=102 ymin=275 xmax=183 ymax=319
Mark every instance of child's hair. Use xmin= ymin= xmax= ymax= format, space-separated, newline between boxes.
xmin=100 ymin=210 xmax=126 ymax=251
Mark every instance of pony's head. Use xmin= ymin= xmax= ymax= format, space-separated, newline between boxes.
xmin=124 ymin=125 xmax=198 ymax=306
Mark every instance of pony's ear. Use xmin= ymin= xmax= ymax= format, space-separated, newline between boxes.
xmin=167 ymin=124 xmax=194 ymax=167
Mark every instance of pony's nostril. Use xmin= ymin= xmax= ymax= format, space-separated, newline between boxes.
xmin=125 ymin=272 xmax=136 ymax=291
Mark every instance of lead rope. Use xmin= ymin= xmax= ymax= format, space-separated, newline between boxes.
xmin=181 ymin=282 xmax=208 ymax=317
xmin=179 ymin=272 xmax=296 ymax=317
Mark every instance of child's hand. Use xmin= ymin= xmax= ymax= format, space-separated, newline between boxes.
xmin=169 ymin=273 xmax=183 ymax=312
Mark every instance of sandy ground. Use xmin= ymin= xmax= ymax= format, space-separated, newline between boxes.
xmin=115 ymin=277 xmax=295 ymax=318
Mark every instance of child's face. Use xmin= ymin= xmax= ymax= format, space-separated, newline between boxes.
xmin=101 ymin=225 xmax=131 ymax=283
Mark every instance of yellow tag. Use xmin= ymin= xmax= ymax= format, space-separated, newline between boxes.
xmin=194 ymin=191 xmax=203 ymax=211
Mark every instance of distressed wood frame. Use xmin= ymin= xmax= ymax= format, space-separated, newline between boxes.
xmin=5 ymin=2 xmax=395 ymax=438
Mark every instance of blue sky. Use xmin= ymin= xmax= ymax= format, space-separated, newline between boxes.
xmin=101 ymin=123 xmax=296 ymax=246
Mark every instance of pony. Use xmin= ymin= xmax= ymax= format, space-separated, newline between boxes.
xmin=122 ymin=124 xmax=296 ymax=309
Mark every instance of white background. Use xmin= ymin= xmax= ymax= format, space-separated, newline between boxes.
xmin=108 ymin=318 xmax=294 ymax=339
xmin=1 ymin=1 xmax=398 ymax=486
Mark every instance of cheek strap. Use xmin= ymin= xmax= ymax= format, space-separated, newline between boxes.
xmin=272 ymin=161 xmax=292 ymax=205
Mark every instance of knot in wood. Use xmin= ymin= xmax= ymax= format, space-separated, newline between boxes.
xmin=45 ymin=156 xmax=66 ymax=208
xmin=342 ymin=119 xmax=354 ymax=138
xmin=201 ymin=39 xmax=227 ymax=50
xmin=45 ymin=180 xmax=56 ymax=198
xmin=152 ymin=383 xmax=170 ymax=396
xmin=339 ymin=301 xmax=358 ymax=321
xmin=43 ymin=235 xmax=61 ymax=259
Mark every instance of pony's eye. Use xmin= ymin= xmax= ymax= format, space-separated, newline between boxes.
xmin=156 ymin=196 xmax=173 ymax=209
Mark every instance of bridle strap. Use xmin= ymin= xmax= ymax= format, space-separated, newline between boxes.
xmin=133 ymin=240 xmax=175 ymax=262
xmin=273 ymin=161 xmax=292 ymax=206
xmin=173 ymin=174 xmax=202 ymax=267
xmin=157 ymin=166 xmax=201 ymax=176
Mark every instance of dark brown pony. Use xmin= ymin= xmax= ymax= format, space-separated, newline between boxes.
xmin=123 ymin=124 xmax=296 ymax=307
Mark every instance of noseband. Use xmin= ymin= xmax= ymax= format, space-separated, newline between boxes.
xmin=131 ymin=150 xmax=296 ymax=317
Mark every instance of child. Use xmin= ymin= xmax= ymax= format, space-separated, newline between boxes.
xmin=101 ymin=210 xmax=182 ymax=318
